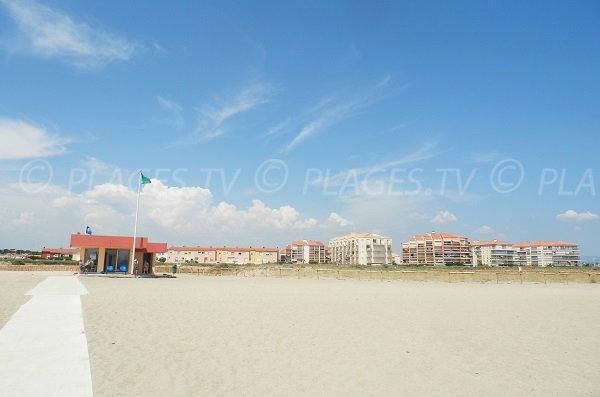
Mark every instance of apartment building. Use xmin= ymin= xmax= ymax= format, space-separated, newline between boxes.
xmin=329 ymin=233 xmax=392 ymax=266
xmin=167 ymin=247 xmax=217 ymax=263
xmin=166 ymin=246 xmax=278 ymax=265
xmin=471 ymin=240 xmax=517 ymax=266
xmin=513 ymin=242 xmax=580 ymax=267
xmin=283 ymin=240 xmax=327 ymax=264
xmin=402 ymin=232 xmax=471 ymax=266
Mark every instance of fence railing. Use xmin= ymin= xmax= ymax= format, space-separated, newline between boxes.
xmin=152 ymin=265 xmax=600 ymax=284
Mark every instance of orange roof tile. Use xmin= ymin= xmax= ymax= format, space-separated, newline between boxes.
xmin=408 ymin=232 xmax=468 ymax=241
xmin=471 ymin=241 xmax=511 ymax=247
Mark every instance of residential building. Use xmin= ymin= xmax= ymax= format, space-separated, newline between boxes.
xmin=248 ymin=248 xmax=279 ymax=264
xmin=329 ymin=233 xmax=392 ymax=266
xmin=40 ymin=247 xmax=80 ymax=260
xmin=402 ymin=232 xmax=471 ymax=266
xmin=166 ymin=247 xmax=217 ymax=264
xmin=471 ymin=241 xmax=517 ymax=266
xmin=166 ymin=246 xmax=278 ymax=265
xmin=283 ymin=240 xmax=327 ymax=264
xmin=70 ymin=234 xmax=167 ymax=273
xmin=216 ymin=248 xmax=250 ymax=264
xmin=513 ymin=242 xmax=580 ymax=267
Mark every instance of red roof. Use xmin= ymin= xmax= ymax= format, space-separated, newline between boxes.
xmin=513 ymin=241 xmax=578 ymax=248
xmin=41 ymin=248 xmax=79 ymax=255
xmin=70 ymin=234 xmax=167 ymax=253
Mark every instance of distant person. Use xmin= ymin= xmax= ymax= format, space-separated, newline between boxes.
xmin=143 ymin=260 xmax=150 ymax=274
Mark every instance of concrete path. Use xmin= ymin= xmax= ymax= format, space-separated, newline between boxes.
xmin=0 ymin=276 xmax=93 ymax=397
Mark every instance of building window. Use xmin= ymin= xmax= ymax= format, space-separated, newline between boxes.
xmin=105 ymin=249 xmax=130 ymax=272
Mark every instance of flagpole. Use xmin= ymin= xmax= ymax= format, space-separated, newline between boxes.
xmin=131 ymin=171 xmax=142 ymax=275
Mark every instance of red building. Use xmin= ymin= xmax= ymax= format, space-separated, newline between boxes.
xmin=70 ymin=234 xmax=167 ymax=273
xmin=40 ymin=247 xmax=79 ymax=259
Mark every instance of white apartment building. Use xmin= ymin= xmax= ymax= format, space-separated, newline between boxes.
xmin=513 ymin=242 xmax=580 ymax=267
xmin=471 ymin=241 xmax=517 ymax=266
xmin=329 ymin=233 xmax=392 ymax=266
xmin=284 ymin=240 xmax=327 ymax=264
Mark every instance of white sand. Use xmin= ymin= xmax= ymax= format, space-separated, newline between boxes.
xmin=1 ymin=273 xmax=599 ymax=396
xmin=78 ymin=275 xmax=600 ymax=397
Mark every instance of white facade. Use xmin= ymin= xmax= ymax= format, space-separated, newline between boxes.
xmin=471 ymin=241 xmax=517 ymax=267
xmin=284 ymin=240 xmax=327 ymax=264
xmin=514 ymin=242 xmax=580 ymax=267
xmin=329 ymin=233 xmax=392 ymax=266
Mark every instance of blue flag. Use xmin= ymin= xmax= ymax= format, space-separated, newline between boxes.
xmin=85 ymin=226 xmax=92 ymax=235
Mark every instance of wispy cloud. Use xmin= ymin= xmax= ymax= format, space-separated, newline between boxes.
xmin=186 ymin=83 xmax=272 ymax=143
xmin=308 ymin=141 xmax=440 ymax=188
xmin=274 ymin=75 xmax=393 ymax=153
xmin=0 ymin=0 xmax=136 ymax=68
xmin=155 ymin=96 xmax=185 ymax=130
xmin=0 ymin=117 xmax=70 ymax=160
xmin=156 ymin=96 xmax=183 ymax=113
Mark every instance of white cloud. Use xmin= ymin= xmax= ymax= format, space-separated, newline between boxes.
xmin=0 ymin=117 xmax=70 ymax=160
xmin=1 ymin=0 xmax=136 ymax=68
xmin=12 ymin=211 xmax=34 ymax=226
xmin=328 ymin=212 xmax=353 ymax=227
xmin=556 ymin=210 xmax=598 ymax=222
xmin=430 ymin=211 xmax=457 ymax=224
xmin=475 ymin=225 xmax=495 ymax=235
xmin=26 ymin=180 xmax=319 ymax=241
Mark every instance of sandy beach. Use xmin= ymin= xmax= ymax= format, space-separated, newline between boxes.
xmin=1 ymin=272 xmax=599 ymax=396
xmin=0 ymin=272 xmax=51 ymax=329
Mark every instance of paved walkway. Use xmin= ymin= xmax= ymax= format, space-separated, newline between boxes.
xmin=0 ymin=276 xmax=93 ymax=397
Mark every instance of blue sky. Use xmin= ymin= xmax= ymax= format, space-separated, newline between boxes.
xmin=0 ymin=0 xmax=598 ymax=255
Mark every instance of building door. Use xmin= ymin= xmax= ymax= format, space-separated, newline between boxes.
xmin=104 ymin=249 xmax=117 ymax=272
xmin=143 ymin=253 xmax=152 ymax=273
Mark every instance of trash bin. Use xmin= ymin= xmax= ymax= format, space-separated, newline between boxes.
xmin=171 ymin=264 xmax=177 ymax=275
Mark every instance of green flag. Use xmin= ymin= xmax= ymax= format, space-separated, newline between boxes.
xmin=140 ymin=173 xmax=151 ymax=185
